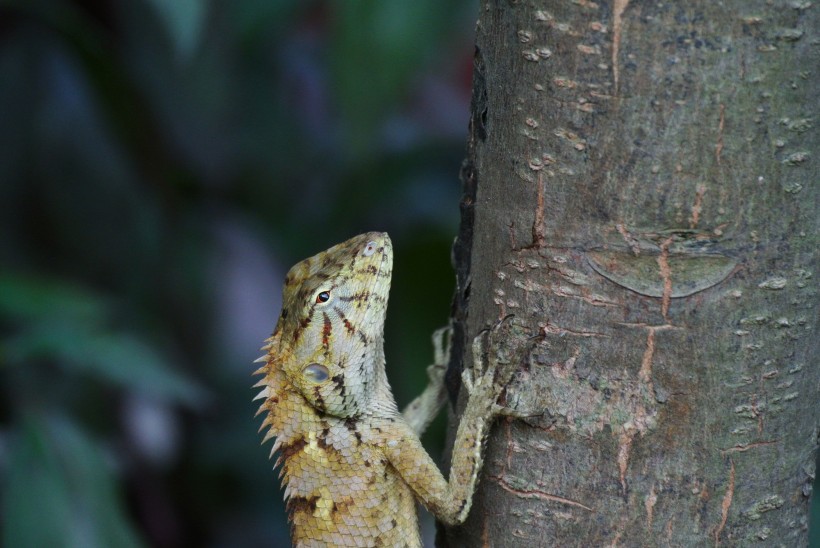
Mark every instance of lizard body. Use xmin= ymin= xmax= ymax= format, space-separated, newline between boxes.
xmin=254 ymin=232 xmax=519 ymax=547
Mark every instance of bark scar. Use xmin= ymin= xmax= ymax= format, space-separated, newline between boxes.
xmin=541 ymin=321 xmax=608 ymax=338
xmin=720 ymin=439 xmax=779 ymax=454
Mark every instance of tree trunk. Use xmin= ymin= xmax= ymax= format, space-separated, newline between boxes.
xmin=444 ymin=1 xmax=818 ymax=546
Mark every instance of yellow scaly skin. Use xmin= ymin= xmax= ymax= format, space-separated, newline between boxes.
xmin=254 ymin=232 xmax=520 ymax=547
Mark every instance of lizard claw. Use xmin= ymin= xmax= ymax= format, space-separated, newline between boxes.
xmin=431 ymin=326 xmax=452 ymax=367
xmin=464 ymin=315 xmax=541 ymax=417
xmin=461 ymin=367 xmax=474 ymax=395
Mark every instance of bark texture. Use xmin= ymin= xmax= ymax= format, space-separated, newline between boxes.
xmin=444 ymin=1 xmax=818 ymax=546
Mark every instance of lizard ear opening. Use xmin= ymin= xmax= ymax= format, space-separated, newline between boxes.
xmin=363 ymin=241 xmax=378 ymax=256
xmin=303 ymin=363 xmax=329 ymax=383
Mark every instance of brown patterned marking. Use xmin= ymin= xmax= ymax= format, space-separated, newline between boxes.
xmin=333 ymin=306 xmax=357 ymax=335
xmin=331 ymin=497 xmax=353 ymax=521
xmin=292 ymin=314 xmax=312 ymax=343
xmin=365 ymin=265 xmax=378 ymax=275
xmin=317 ymin=427 xmax=331 ymax=450
xmin=280 ymin=436 xmax=308 ymax=460
xmin=287 ymin=494 xmax=319 ymax=514
xmin=322 ymin=312 xmax=332 ymax=348
xmin=311 ymin=386 xmax=326 ymax=410
xmin=315 ymin=433 xmax=344 ymax=460
xmin=358 ymin=331 xmax=369 ymax=346
xmin=338 ymin=290 xmax=370 ymax=304
xmin=318 ymin=250 xmax=338 ymax=267
xmin=331 ymin=374 xmax=346 ymax=399
xmin=343 ymin=318 xmax=356 ymax=334
xmin=344 ymin=418 xmax=363 ymax=444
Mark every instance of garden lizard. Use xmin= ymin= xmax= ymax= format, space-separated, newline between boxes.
xmin=253 ymin=232 xmax=521 ymax=547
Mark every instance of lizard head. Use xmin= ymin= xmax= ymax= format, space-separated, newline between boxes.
xmin=272 ymin=232 xmax=396 ymax=418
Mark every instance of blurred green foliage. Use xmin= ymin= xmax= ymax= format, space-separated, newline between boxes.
xmin=0 ymin=0 xmax=477 ymax=545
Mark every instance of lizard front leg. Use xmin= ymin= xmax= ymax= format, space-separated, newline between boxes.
xmin=401 ymin=326 xmax=451 ymax=436
xmin=383 ymin=319 xmax=527 ymax=526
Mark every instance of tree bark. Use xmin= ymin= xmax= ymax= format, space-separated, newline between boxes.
xmin=444 ymin=1 xmax=818 ymax=546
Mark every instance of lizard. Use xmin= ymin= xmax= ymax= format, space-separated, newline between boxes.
xmin=253 ymin=231 xmax=522 ymax=547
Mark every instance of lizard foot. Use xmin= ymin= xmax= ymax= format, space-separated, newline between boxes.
xmin=462 ymin=315 xmax=533 ymax=417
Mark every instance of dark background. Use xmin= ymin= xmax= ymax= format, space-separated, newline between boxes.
xmin=0 ymin=1 xmax=817 ymax=547
xmin=0 ymin=1 xmax=476 ymax=546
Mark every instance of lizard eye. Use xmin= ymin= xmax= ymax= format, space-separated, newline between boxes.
xmin=363 ymin=241 xmax=378 ymax=256
xmin=303 ymin=363 xmax=329 ymax=383
xmin=315 ymin=291 xmax=331 ymax=303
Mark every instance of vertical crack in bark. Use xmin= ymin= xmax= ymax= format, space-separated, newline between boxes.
xmin=715 ymin=103 xmax=726 ymax=165
xmin=532 ymin=172 xmax=546 ymax=248
xmin=689 ymin=184 xmax=707 ymax=229
xmin=609 ymin=518 xmax=626 ymax=547
xmin=665 ymin=518 xmax=675 ymax=542
xmin=612 ymin=0 xmax=631 ymax=96
xmin=657 ymin=238 xmax=674 ymax=320
xmin=639 ymin=328 xmax=656 ymax=385
xmin=645 ymin=482 xmax=658 ymax=529
xmin=615 ymin=223 xmax=641 ymax=255
xmin=752 ymin=396 xmax=764 ymax=434
xmin=714 ymin=459 xmax=735 ymax=546
xmin=504 ymin=418 xmax=514 ymax=470
xmin=617 ymin=430 xmax=635 ymax=495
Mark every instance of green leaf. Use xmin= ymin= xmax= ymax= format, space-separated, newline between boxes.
xmin=0 ymin=273 xmax=109 ymax=325
xmin=144 ymin=0 xmax=209 ymax=59
xmin=3 ymin=416 xmax=146 ymax=548
xmin=4 ymin=323 xmax=207 ymax=407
